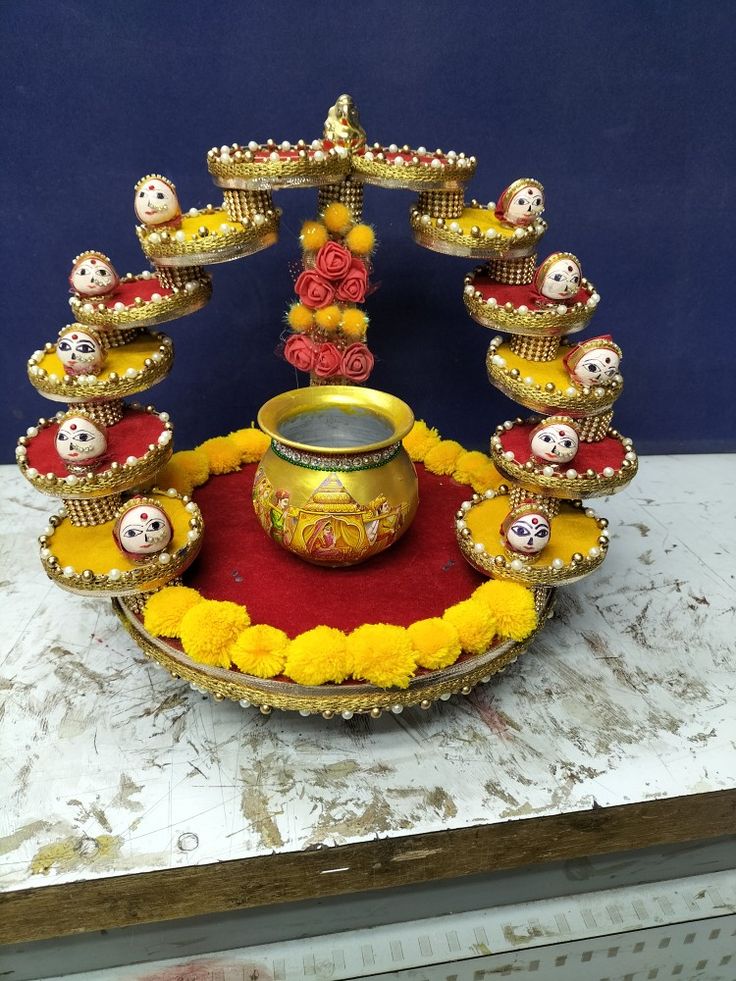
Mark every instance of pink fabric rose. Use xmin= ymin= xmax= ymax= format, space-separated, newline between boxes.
xmin=284 ymin=334 xmax=317 ymax=372
xmin=295 ymin=269 xmax=335 ymax=309
xmin=335 ymin=258 xmax=368 ymax=303
xmin=341 ymin=343 xmax=374 ymax=383
xmin=314 ymin=241 xmax=353 ymax=281
xmin=313 ymin=342 xmax=343 ymax=378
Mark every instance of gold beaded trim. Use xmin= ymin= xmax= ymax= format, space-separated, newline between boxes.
xmin=222 ymin=189 xmax=274 ymax=222
xmin=352 ymin=152 xmax=476 ymax=192
xmin=485 ymin=254 xmax=537 ymax=285
xmin=486 ymin=340 xmax=623 ymax=418
xmin=16 ymin=406 xmax=174 ymax=500
xmin=28 ymin=333 xmax=174 ymax=403
xmin=136 ymin=209 xmax=280 ymax=267
xmin=410 ymin=205 xmax=547 ymax=259
xmin=578 ymin=411 xmax=614 ymax=442
xmin=508 ymin=486 xmax=561 ymax=516
xmin=76 ymin=399 xmax=125 ymax=425
xmin=309 ymin=373 xmax=355 ymax=387
xmin=318 ymin=177 xmax=365 ymax=220
xmin=463 ymin=272 xmax=600 ymax=338
xmin=112 ymin=594 xmax=551 ymax=716
xmin=208 ymin=145 xmax=350 ymax=190
xmin=98 ymin=325 xmax=145 ymax=349
xmin=509 ymin=333 xmax=561 ymax=362
xmin=490 ymin=422 xmax=639 ymax=501
xmin=71 ymin=275 xmax=212 ymax=329
xmin=416 ymin=189 xmax=465 ymax=219
xmin=39 ymin=492 xmax=204 ymax=597
xmin=65 ymin=495 xmax=123 ymax=527
xmin=456 ymin=489 xmax=609 ymax=588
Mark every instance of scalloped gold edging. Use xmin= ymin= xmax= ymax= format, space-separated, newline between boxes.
xmin=486 ymin=337 xmax=623 ymax=419
xmin=208 ymin=141 xmax=350 ymax=190
xmin=39 ymin=491 xmax=203 ymax=596
xmin=136 ymin=208 xmax=280 ymax=266
xmin=463 ymin=270 xmax=600 ymax=337
xmin=352 ymin=146 xmax=476 ymax=191
xmin=410 ymin=203 xmax=546 ymax=259
xmin=489 ymin=419 xmax=639 ymax=500
xmin=113 ymin=592 xmax=553 ymax=716
xmin=16 ymin=407 xmax=174 ymax=500
xmin=456 ymin=488 xmax=609 ymax=587
xmin=70 ymin=275 xmax=212 ymax=329
xmin=27 ymin=332 xmax=174 ymax=404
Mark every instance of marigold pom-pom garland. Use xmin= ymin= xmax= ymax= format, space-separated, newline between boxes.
xmin=143 ymin=420 xmax=539 ymax=689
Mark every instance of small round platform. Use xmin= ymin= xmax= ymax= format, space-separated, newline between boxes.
xmin=411 ymin=201 xmax=546 ymax=258
xmin=27 ymin=331 xmax=174 ymax=403
xmin=16 ymin=405 xmax=173 ymax=499
xmin=464 ymin=268 xmax=599 ymax=337
xmin=486 ymin=337 xmax=623 ymax=418
xmin=39 ymin=490 xmax=203 ymax=596
xmin=70 ymin=272 xmax=211 ymax=330
xmin=352 ymin=145 xmax=476 ymax=191
xmin=208 ymin=140 xmax=350 ymax=190
xmin=136 ymin=207 xmax=279 ymax=266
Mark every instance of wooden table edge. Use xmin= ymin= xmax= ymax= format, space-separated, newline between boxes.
xmin=2 ymin=789 xmax=735 ymax=945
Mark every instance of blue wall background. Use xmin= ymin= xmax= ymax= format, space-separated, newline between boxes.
xmin=1 ymin=0 xmax=732 ymax=460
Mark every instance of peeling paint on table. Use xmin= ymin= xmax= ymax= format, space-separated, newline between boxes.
xmin=0 ymin=455 xmax=734 ymax=894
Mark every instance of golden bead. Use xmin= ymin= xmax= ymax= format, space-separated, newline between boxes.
xmin=419 ymin=699 xmax=432 ymax=710
xmin=370 ymin=707 xmax=382 ymax=718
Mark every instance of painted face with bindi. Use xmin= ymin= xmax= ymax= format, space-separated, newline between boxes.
xmin=55 ymin=416 xmax=107 ymax=468
xmin=503 ymin=183 xmax=545 ymax=226
xmin=538 ymin=257 xmax=581 ymax=300
xmin=134 ymin=178 xmax=180 ymax=226
xmin=530 ymin=422 xmax=579 ymax=464
xmin=505 ymin=512 xmax=550 ymax=555
xmin=115 ymin=504 xmax=173 ymax=557
xmin=69 ymin=255 xmax=119 ymax=297
xmin=572 ymin=346 xmax=620 ymax=386
xmin=56 ymin=328 xmax=105 ymax=376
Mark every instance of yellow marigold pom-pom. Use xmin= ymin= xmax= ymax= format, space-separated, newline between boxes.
xmin=144 ymin=586 xmax=203 ymax=638
xmin=314 ymin=304 xmax=342 ymax=331
xmin=323 ymin=202 xmax=352 ymax=234
xmin=403 ymin=420 xmax=441 ymax=462
xmin=424 ymin=439 xmax=464 ymax=476
xmin=228 ymin=426 xmax=270 ymax=463
xmin=173 ymin=449 xmax=210 ymax=486
xmin=300 ymin=220 xmax=329 ymax=252
xmin=407 ymin=618 xmax=461 ymax=670
xmin=469 ymin=462 xmax=501 ymax=494
xmin=284 ymin=626 xmax=352 ymax=685
xmin=443 ymin=598 xmax=497 ymax=655
xmin=348 ymin=624 xmax=417 ymax=689
xmin=453 ymin=450 xmax=492 ymax=486
xmin=287 ymin=302 xmax=314 ymax=333
xmin=154 ymin=459 xmax=193 ymax=497
xmin=230 ymin=624 xmax=289 ymax=679
xmin=345 ymin=223 xmax=375 ymax=255
xmin=340 ymin=307 xmax=368 ymax=340
xmin=472 ymin=580 xmax=538 ymax=641
xmin=180 ymin=600 xmax=251 ymax=668
xmin=198 ymin=436 xmax=242 ymax=475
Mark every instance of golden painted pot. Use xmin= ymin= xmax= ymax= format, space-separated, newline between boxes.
xmin=254 ymin=387 xmax=418 ymax=567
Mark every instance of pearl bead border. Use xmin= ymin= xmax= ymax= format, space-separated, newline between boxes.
xmin=410 ymin=200 xmax=547 ymax=259
xmin=208 ymin=139 xmax=350 ymax=190
xmin=70 ymin=272 xmax=212 ymax=330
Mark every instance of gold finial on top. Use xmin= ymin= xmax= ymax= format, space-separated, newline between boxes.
xmin=324 ymin=94 xmax=366 ymax=150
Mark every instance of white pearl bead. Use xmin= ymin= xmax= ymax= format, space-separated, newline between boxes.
xmin=65 ymin=475 xmax=78 ymax=485
xmin=485 ymin=228 xmax=496 ymax=239
xmin=510 ymin=559 xmax=523 ymax=571
xmin=188 ymin=207 xmax=199 ymax=216
xmin=542 ymin=466 xmax=554 ymax=477
xmin=491 ymin=354 xmax=506 ymax=367
xmin=158 ymin=552 xmax=171 ymax=565
xmin=603 ymin=466 xmax=615 ymax=477
xmin=524 ymin=377 xmax=534 ymax=386
xmin=26 ymin=426 xmax=38 ymax=437
xmin=416 ymin=146 xmax=427 ymax=154
xmin=298 ymin=709 xmax=311 ymax=717
xmin=388 ymin=143 xmax=398 ymax=152
xmin=594 ymin=387 xmax=606 ymax=397
xmin=62 ymin=566 xmax=75 ymax=578
xmin=185 ymin=501 xmax=198 ymax=512
xmin=565 ymin=387 xmax=577 ymax=396
xmin=40 ymin=548 xmax=50 ymax=559
xmin=364 ymin=151 xmax=374 ymax=162
xmin=184 ymin=281 xmax=197 ymax=293
xmin=566 ymin=469 xmax=578 ymax=478
xmin=125 ymin=368 xmax=137 ymax=378
xmin=187 ymin=529 xmax=199 ymax=542
xmin=503 ymin=451 xmax=515 ymax=461
xmin=141 ymin=270 xmax=151 ymax=279
xmin=514 ymin=228 xmax=524 ymax=238
xmin=166 ymin=487 xmax=178 ymax=497
xmin=219 ymin=224 xmax=230 ymax=234
xmin=464 ymin=284 xmax=474 ymax=295
xmin=391 ymin=705 xmax=403 ymax=713
xmin=269 ymin=151 xmax=279 ymax=161
xmin=158 ymin=431 xmax=172 ymax=445
xmin=518 ymin=305 xmax=528 ymax=314
xmin=484 ymin=489 xmax=495 ymax=499
xmin=220 ymin=154 xmax=231 ymax=165
xmin=125 ymin=455 xmax=138 ymax=465
xmin=148 ymin=232 xmax=161 ymax=244
xmin=313 ymin=150 xmax=325 ymax=162
xmin=341 ymin=710 xmax=353 ymax=719
xmin=239 ymin=699 xmax=252 ymax=708
xmin=83 ymin=303 xmax=93 ymax=313
xmin=461 ymin=500 xmax=472 ymax=511
xmin=430 ymin=158 xmax=442 ymax=168
xmin=456 ymin=519 xmax=467 ymax=530
xmin=503 ymin=420 xmax=513 ymax=430
xmin=625 ymin=451 xmax=637 ymax=462
xmin=588 ymin=547 xmax=601 ymax=558
xmin=280 ymin=141 xmax=291 ymax=150
xmin=486 ymin=297 xmax=497 ymax=306
xmin=248 ymin=140 xmax=259 ymax=151
xmin=552 ymin=558 xmax=565 ymax=570
xmin=151 ymin=292 xmax=162 ymax=301
xmin=254 ymin=214 xmax=266 ymax=226
xmin=557 ymin=304 xmax=567 ymax=314
xmin=440 ymin=692 xmax=452 ymax=700
xmin=474 ymin=542 xmax=485 ymax=553
xmin=175 ymin=230 xmax=186 ymax=242
xmin=449 ymin=222 xmax=461 ymax=232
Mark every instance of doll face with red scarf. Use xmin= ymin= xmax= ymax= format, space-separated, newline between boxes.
xmin=538 ymin=256 xmax=581 ymax=300
xmin=135 ymin=178 xmax=180 ymax=226
xmin=55 ymin=416 xmax=107 ymax=468
xmin=115 ymin=503 xmax=173 ymax=557
xmin=571 ymin=345 xmax=620 ymax=386
xmin=69 ymin=254 xmax=119 ymax=297
xmin=502 ymin=182 xmax=545 ymax=226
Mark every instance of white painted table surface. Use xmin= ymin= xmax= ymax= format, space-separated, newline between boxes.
xmin=0 ymin=454 xmax=734 ymax=897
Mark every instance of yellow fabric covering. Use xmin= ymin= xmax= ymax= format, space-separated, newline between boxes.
xmin=50 ymin=496 xmax=191 ymax=573
xmin=180 ymin=210 xmax=245 ymax=234
xmin=466 ymin=498 xmax=600 ymax=560
xmin=454 ymin=208 xmax=514 ymax=239
xmin=39 ymin=334 xmax=165 ymax=380
xmin=496 ymin=343 xmax=571 ymax=390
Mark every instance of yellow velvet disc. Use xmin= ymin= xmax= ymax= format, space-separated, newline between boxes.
xmin=453 ymin=208 xmax=515 ymax=240
xmin=179 ymin=210 xmax=246 ymax=236
xmin=496 ymin=342 xmax=573 ymax=391
xmin=39 ymin=333 xmax=167 ymax=380
xmin=465 ymin=497 xmax=601 ymax=563
xmin=50 ymin=495 xmax=192 ymax=574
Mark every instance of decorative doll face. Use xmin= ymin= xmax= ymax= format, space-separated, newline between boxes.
xmin=539 ymin=257 xmax=581 ymax=299
xmin=56 ymin=328 xmax=105 ymax=376
xmin=571 ymin=346 xmax=621 ymax=386
xmin=135 ymin=178 xmax=180 ymax=225
xmin=505 ymin=512 xmax=551 ymax=555
xmin=115 ymin=504 xmax=173 ymax=558
xmin=70 ymin=255 xmax=119 ymax=297
xmin=530 ymin=422 xmax=579 ymax=464
xmin=55 ymin=416 xmax=107 ymax=468
xmin=504 ymin=183 xmax=545 ymax=226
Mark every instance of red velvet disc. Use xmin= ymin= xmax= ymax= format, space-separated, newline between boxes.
xmin=26 ymin=408 xmax=166 ymax=476
xmin=186 ymin=464 xmax=485 ymax=635
xmin=472 ymin=272 xmax=589 ymax=308
xmin=101 ymin=278 xmax=173 ymax=309
xmin=502 ymin=422 xmax=626 ymax=471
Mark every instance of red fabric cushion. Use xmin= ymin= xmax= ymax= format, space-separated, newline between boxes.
xmin=502 ymin=422 xmax=626 ymax=470
xmin=472 ymin=273 xmax=588 ymax=308
xmin=101 ymin=277 xmax=173 ymax=309
xmin=26 ymin=408 xmax=166 ymax=476
xmin=187 ymin=464 xmax=485 ymax=635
